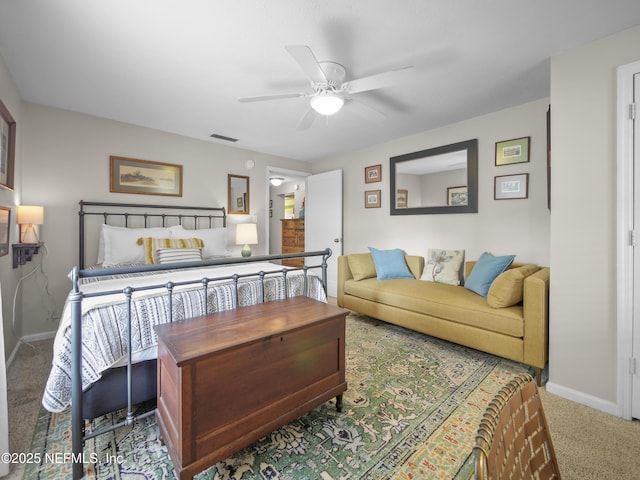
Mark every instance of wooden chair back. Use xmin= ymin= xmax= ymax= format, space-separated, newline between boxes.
xmin=474 ymin=373 xmax=561 ymax=480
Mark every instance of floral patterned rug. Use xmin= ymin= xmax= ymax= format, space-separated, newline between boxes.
xmin=26 ymin=313 xmax=532 ymax=479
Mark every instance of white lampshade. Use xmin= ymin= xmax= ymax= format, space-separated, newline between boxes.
xmin=236 ymin=223 xmax=258 ymax=245
xmin=17 ymin=205 xmax=44 ymax=243
xmin=17 ymin=205 xmax=44 ymax=225
xmin=236 ymin=223 xmax=258 ymax=257
xmin=310 ymin=92 xmax=344 ymax=115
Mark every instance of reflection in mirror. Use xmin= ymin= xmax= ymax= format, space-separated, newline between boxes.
xmin=228 ymin=174 xmax=250 ymax=214
xmin=390 ymin=139 xmax=478 ymax=215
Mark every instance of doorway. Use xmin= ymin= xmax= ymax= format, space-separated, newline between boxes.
xmin=266 ymin=167 xmax=309 ymax=255
xmin=616 ymin=60 xmax=640 ymax=420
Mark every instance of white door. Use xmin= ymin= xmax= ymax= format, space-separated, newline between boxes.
xmin=633 ymin=72 xmax=640 ymax=420
xmin=305 ymin=170 xmax=343 ymax=298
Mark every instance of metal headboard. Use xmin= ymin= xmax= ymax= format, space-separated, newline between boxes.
xmin=78 ymin=200 xmax=227 ymax=269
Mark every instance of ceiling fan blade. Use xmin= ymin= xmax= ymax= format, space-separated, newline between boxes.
xmin=343 ymin=66 xmax=416 ymax=94
xmin=296 ymin=107 xmax=319 ymax=131
xmin=238 ymin=92 xmax=306 ymax=103
xmin=347 ymin=99 xmax=386 ymax=123
xmin=285 ymin=45 xmax=328 ymax=85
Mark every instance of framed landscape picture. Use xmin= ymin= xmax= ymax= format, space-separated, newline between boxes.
xmin=447 ymin=186 xmax=468 ymax=206
xmin=110 ymin=156 xmax=182 ymax=196
xmin=495 ymin=136 xmax=530 ymax=166
xmin=494 ymin=173 xmax=529 ymax=200
xmin=365 ymin=190 xmax=381 ymax=208
xmin=0 ymin=99 xmax=16 ymax=190
xmin=396 ymin=189 xmax=408 ymax=208
xmin=0 ymin=206 xmax=10 ymax=257
xmin=365 ymin=164 xmax=382 ymax=183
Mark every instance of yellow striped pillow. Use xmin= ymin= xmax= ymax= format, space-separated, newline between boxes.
xmin=138 ymin=237 xmax=204 ymax=264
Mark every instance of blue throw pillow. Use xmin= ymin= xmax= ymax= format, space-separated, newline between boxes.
xmin=368 ymin=247 xmax=414 ymax=280
xmin=464 ymin=252 xmax=515 ymax=297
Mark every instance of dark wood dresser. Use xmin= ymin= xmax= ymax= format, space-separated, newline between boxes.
xmin=281 ymin=218 xmax=304 ymax=267
xmin=155 ymin=297 xmax=348 ymax=480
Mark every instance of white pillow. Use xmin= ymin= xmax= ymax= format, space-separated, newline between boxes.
xmin=176 ymin=227 xmax=230 ymax=259
xmin=168 ymin=225 xmax=186 ymax=236
xmin=100 ymin=224 xmax=172 ymax=266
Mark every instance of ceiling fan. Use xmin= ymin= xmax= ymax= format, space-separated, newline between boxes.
xmin=238 ymin=45 xmax=416 ymax=130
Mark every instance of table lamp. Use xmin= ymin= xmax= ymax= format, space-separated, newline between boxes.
xmin=17 ymin=205 xmax=44 ymax=243
xmin=236 ymin=223 xmax=258 ymax=257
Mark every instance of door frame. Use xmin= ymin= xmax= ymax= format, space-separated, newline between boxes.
xmin=266 ymin=166 xmax=310 ymax=254
xmin=616 ymin=59 xmax=640 ymax=420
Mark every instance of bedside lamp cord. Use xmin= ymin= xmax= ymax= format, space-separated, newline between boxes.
xmin=11 ymin=244 xmax=56 ymax=349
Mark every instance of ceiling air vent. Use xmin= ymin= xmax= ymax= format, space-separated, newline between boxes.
xmin=209 ymin=132 xmax=238 ymax=142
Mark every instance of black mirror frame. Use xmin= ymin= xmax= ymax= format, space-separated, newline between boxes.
xmin=390 ymin=138 xmax=478 ymax=215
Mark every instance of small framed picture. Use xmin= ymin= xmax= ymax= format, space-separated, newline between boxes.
xmin=494 ymin=173 xmax=529 ymax=200
xmin=396 ymin=189 xmax=408 ymax=208
xmin=495 ymin=136 xmax=530 ymax=166
xmin=0 ymin=206 xmax=10 ymax=257
xmin=365 ymin=190 xmax=381 ymax=208
xmin=447 ymin=186 xmax=468 ymax=206
xmin=365 ymin=164 xmax=382 ymax=183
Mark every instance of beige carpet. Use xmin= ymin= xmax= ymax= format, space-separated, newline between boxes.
xmin=6 ymin=337 xmax=640 ymax=480
xmin=538 ymin=387 xmax=640 ymax=479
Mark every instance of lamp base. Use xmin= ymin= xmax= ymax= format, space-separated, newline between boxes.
xmin=241 ymin=245 xmax=252 ymax=257
xmin=20 ymin=224 xmax=40 ymax=244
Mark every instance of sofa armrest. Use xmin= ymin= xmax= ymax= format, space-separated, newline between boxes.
xmin=522 ymin=267 xmax=550 ymax=369
xmin=337 ymin=255 xmax=352 ymax=307
xmin=405 ymin=255 xmax=425 ymax=280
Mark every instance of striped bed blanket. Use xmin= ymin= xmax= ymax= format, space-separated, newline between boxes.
xmin=43 ymin=263 xmax=327 ymax=413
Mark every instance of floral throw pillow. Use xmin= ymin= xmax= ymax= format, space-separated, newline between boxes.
xmin=420 ymin=249 xmax=465 ymax=285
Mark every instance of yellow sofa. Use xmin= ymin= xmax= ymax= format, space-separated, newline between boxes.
xmin=337 ymin=253 xmax=550 ymax=385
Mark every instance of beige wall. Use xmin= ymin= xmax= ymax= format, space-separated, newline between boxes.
xmin=313 ymin=98 xmax=551 ymax=266
xmin=548 ymin=25 xmax=640 ymax=411
xmin=16 ymin=102 xmax=311 ymax=339
xmin=7 ymin=23 xmax=640 ymax=416
xmin=0 ymin=55 xmax=23 ymax=362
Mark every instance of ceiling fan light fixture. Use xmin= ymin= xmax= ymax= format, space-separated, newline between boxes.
xmin=310 ymin=92 xmax=344 ymax=116
xmin=270 ymin=177 xmax=284 ymax=186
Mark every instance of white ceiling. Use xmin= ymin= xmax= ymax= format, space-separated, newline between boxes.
xmin=1 ymin=1 xmax=640 ymax=163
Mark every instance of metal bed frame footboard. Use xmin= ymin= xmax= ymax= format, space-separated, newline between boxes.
xmin=68 ymin=200 xmax=331 ymax=478
xmin=70 ymin=249 xmax=332 ymax=479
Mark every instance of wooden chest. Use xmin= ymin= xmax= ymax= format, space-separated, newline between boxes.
xmin=155 ymin=297 xmax=348 ymax=480
xmin=281 ymin=218 xmax=305 ymax=267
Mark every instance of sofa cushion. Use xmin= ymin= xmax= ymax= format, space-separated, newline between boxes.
xmin=464 ymin=252 xmax=515 ymax=297
xmin=368 ymin=247 xmax=414 ymax=280
xmin=348 ymin=253 xmax=378 ymax=281
xmin=487 ymin=264 xmax=541 ymax=308
xmin=420 ymin=248 xmax=465 ymax=285
xmin=344 ymin=278 xmax=523 ymax=338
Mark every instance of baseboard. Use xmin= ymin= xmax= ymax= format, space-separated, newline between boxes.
xmin=22 ymin=330 xmax=57 ymax=343
xmin=546 ymin=381 xmax=621 ymax=417
xmin=6 ymin=342 xmax=20 ymax=370
xmin=6 ymin=330 xmax=57 ymax=370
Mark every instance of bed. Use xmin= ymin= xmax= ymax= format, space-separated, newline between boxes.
xmin=42 ymin=201 xmax=332 ymax=479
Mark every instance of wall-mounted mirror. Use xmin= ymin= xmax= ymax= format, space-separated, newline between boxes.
xmin=228 ymin=174 xmax=250 ymax=214
xmin=390 ymin=138 xmax=478 ymax=215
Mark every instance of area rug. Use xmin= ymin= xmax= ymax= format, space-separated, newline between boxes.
xmin=25 ymin=313 xmax=532 ymax=479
